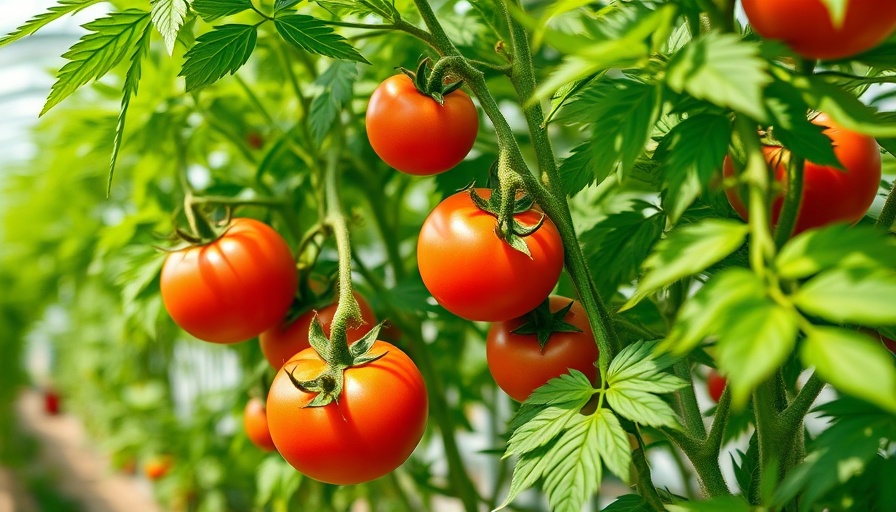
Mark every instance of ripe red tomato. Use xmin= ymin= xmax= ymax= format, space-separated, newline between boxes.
xmin=723 ymin=113 xmax=881 ymax=235
xmin=259 ymin=292 xmax=378 ymax=370
xmin=742 ymin=0 xmax=896 ymax=60
xmin=486 ymin=296 xmax=598 ymax=402
xmin=43 ymin=387 xmax=60 ymax=415
xmin=417 ymin=189 xmax=564 ymax=322
xmin=706 ymin=370 xmax=727 ymax=403
xmin=266 ymin=341 xmax=428 ymax=485
xmin=160 ymin=218 xmax=298 ymax=344
xmin=243 ymin=397 xmax=276 ymax=452
xmin=144 ymin=455 xmax=173 ymax=481
xmin=365 ymin=74 xmax=478 ymax=175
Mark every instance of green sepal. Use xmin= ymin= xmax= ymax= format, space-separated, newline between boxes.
xmin=511 ymin=299 xmax=584 ymax=351
xmin=398 ymin=57 xmax=465 ymax=106
xmin=468 ymin=186 xmax=547 ymax=258
xmin=307 ymin=314 xmax=332 ymax=361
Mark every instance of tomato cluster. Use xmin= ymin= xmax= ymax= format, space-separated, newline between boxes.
xmin=723 ymin=113 xmax=881 ymax=235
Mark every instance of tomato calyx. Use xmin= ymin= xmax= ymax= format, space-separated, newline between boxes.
xmin=284 ymin=316 xmax=388 ymax=407
xmin=399 ymin=58 xmax=465 ymax=106
xmin=511 ymin=298 xmax=584 ymax=351
xmin=468 ymin=185 xmax=546 ymax=257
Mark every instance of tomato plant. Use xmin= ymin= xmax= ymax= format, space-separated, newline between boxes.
xmin=259 ymin=292 xmax=377 ymax=370
xmin=486 ymin=296 xmax=598 ymax=402
xmin=366 ymin=73 xmax=478 ymax=175
xmin=242 ymin=397 xmax=276 ymax=452
xmin=417 ymin=189 xmax=564 ymax=322
xmin=742 ymin=0 xmax=896 ymax=60
xmin=706 ymin=370 xmax=727 ymax=404
xmin=723 ymin=113 xmax=881 ymax=235
xmin=160 ymin=218 xmax=298 ymax=344
xmin=144 ymin=455 xmax=174 ymax=481
xmin=266 ymin=340 xmax=428 ymax=485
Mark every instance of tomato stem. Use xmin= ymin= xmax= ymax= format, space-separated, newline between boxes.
xmin=877 ymin=183 xmax=896 ymax=232
xmin=773 ymin=154 xmax=805 ymax=248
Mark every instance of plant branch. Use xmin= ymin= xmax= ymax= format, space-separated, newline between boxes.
xmin=876 ymin=183 xmax=896 ymax=232
xmin=674 ymin=361 xmax=707 ymax=440
xmin=773 ymin=154 xmax=804 ymax=248
xmin=632 ymin=446 xmax=667 ymax=511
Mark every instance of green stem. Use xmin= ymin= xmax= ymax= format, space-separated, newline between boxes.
xmin=735 ymin=115 xmax=776 ymax=277
xmin=773 ymin=154 xmax=805 ymax=248
xmin=188 ymin=195 xmax=285 ymax=208
xmin=673 ymin=361 xmax=707 ymax=439
xmin=876 ymin=183 xmax=896 ymax=232
xmin=234 ymin=74 xmax=276 ymax=126
xmin=752 ymin=379 xmax=781 ymax=503
xmin=663 ymin=428 xmax=730 ymax=497
xmin=779 ymin=373 xmax=825 ymax=438
xmin=632 ymin=447 xmax=667 ymax=511
xmin=706 ymin=386 xmax=731 ymax=458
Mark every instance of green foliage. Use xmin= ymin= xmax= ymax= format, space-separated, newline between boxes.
xmin=180 ymin=24 xmax=258 ymax=91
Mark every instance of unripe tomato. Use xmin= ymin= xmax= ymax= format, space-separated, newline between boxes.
xmin=487 ymin=296 xmax=599 ymax=402
xmin=707 ymin=370 xmax=727 ymax=404
xmin=723 ymin=113 xmax=881 ymax=235
xmin=259 ymin=292 xmax=378 ymax=370
xmin=417 ymin=189 xmax=564 ymax=322
xmin=266 ymin=341 xmax=428 ymax=485
xmin=366 ymin=74 xmax=479 ymax=175
xmin=160 ymin=218 xmax=298 ymax=344
xmin=743 ymin=0 xmax=896 ymax=60
xmin=243 ymin=397 xmax=276 ymax=452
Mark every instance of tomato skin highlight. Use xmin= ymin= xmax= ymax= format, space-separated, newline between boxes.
xmin=160 ymin=218 xmax=298 ymax=344
xmin=742 ymin=0 xmax=896 ymax=60
xmin=723 ymin=113 xmax=881 ymax=236
xmin=243 ymin=397 xmax=276 ymax=452
xmin=417 ymin=189 xmax=564 ymax=322
xmin=259 ymin=292 xmax=378 ymax=370
xmin=266 ymin=341 xmax=428 ymax=485
xmin=706 ymin=370 xmax=727 ymax=404
xmin=486 ymin=297 xmax=598 ymax=402
xmin=366 ymin=74 xmax=479 ymax=175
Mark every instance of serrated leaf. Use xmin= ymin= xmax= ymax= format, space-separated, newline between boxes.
xmin=151 ymin=0 xmax=187 ymax=55
xmin=41 ymin=10 xmax=152 ymax=116
xmin=525 ymin=369 xmax=597 ymax=406
xmin=716 ymin=301 xmax=799 ymax=408
xmin=660 ymin=268 xmax=766 ymax=354
xmin=275 ymin=0 xmax=303 ymax=11
xmin=274 ymin=14 xmax=368 ymax=63
xmin=594 ymin=409 xmax=631 ymax=482
xmin=657 ymin=113 xmax=733 ymax=222
xmin=108 ymin=16 xmax=153 ymax=193
xmin=666 ymin=33 xmax=770 ymax=121
xmin=506 ymin=404 xmax=581 ymax=457
xmin=308 ymin=59 xmax=357 ymax=142
xmin=179 ymin=24 xmax=257 ymax=91
xmin=191 ymin=0 xmax=253 ymax=22
xmin=0 ymin=0 xmax=102 ymax=48
xmin=497 ymin=444 xmax=553 ymax=511
xmin=790 ymin=75 xmax=896 ymax=138
xmin=607 ymin=340 xmax=681 ymax=384
xmin=776 ymin=224 xmax=896 ymax=279
xmin=802 ymin=327 xmax=896 ymax=414
xmin=610 ymin=373 xmax=687 ymax=395
xmin=621 ymin=219 xmax=749 ymax=311
xmin=542 ymin=416 xmax=602 ymax=512
xmin=794 ymin=267 xmax=896 ymax=326
xmin=605 ymin=387 xmax=681 ymax=428
xmin=765 ymin=79 xmax=840 ymax=167
xmin=602 ymin=495 xmax=651 ymax=512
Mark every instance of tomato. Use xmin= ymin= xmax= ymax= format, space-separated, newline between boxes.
xmin=365 ymin=74 xmax=478 ymax=175
xmin=417 ymin=189 xmax=564 ymax=322
xmin=43 ymin=387 xmax=60 ymax=415
xmin=486 ymin=296 xmax=598 ymax=402
xmin=243 ymin=397 xmax=276 ymax=452
xmin=144 ymin=455 xmax=173 ymax=481
xmin=160 ymin=218 xmax=298 ymax=344
xmin=742 ymin=0 xmax=896 ymax=60
xmin=723 ymin=113 xmax=881 ymax=235
xmin=259 ymin=292 xmax=378 ymax=370
xmin=706 ymin=370 xmax=727 ymax=403
xmin=266 ymin=341 xmax=428 ymax=485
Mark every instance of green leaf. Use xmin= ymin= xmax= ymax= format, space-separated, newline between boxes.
xmin=716 ymin=300 xmax=799 ymax=408
xmin=602 ymin=495 xmax=651 ymax=512
xmin=274 ymin=14 xmax=368 ymax=63
xmin=498 ymin=444 xmax=553 ymax=511
xmin=666 ymin=496 xmax=751 ymax=512
xmin=605 ymin=386 xmax=681 ymax=428
xmin=776 ymin=224 xmax=896 ymax=279
xmin=765 ymin=79 xmax=840 ymax=167
xmin=621 ymin=219 xmax=749 ymax=311
xmin=801 ymin=327 xmax=896 ymax=414
xmin=310 ymin=61 xmax=360 ymax=142
xmin=556 ymin=78 xmax=662 ymax=186
xmin=666 ymin=33 xmax=771 ymax=121
xmin=526 ymin=370 xmax=596 ymax=406
xmin=789 ymin=74 xmax=896 ymax=137
xmin=191 ymin=0 xmax=253 ymax=22
xmin=656 ymin=113 xmax=733 ymax=222
xmin=0 ymin=0 xmax=102 ymax=48
xmin=542 ymin=415 xmax=603 ymax=512
xmin=660 ymin=268 xmax=766 ymax=354
xmin=607 ymin=341 xmax=681 ymax=384
xmin=108 ymin=16 xmax=153 ymax=194
xmin=506 ymin=403 xmax=582 ymax=457
xmin=151 ymin=0 xmax=187 ymax=55
xmin=594 ymin=409 xmax=631 ymax=483
xmin=794 ymin=267 xmax=896 ymax=326
xmin=41 ymin=10 xmax=153 ymax=116
xmin=179 ymin=24 xmax=257 ymax=91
